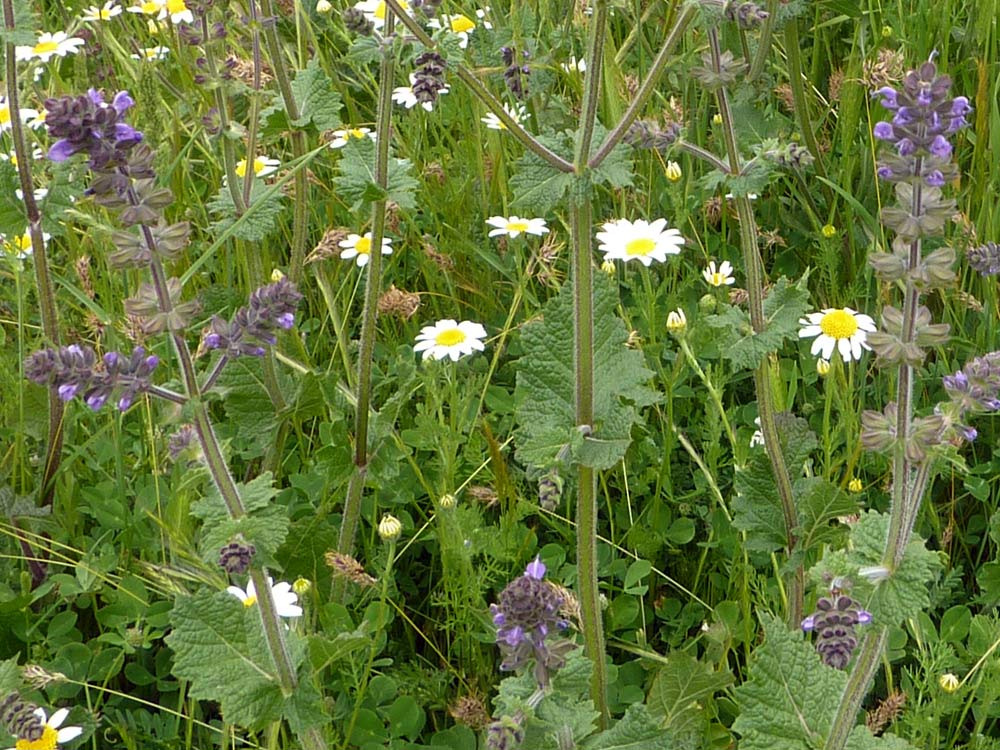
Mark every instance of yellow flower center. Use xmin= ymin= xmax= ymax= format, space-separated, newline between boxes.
xmin=100 ymin=8 xmax=113 ymax=18
xmin=349 ymin=128 xmax=366 ymax=138
xmin=14 ymin=234 xmax=31 ymax=251
xmin=819 ymin=309 xmax=859 ymax=339
xmin=33 ymin=40 xmax=59 ymax=55
xmin=15 ymin=726 xmax=58 ymax=750
xmin=707 ymin=272 xmax=727 ymax=286
xmin=140 ymin=1 xmax=159 ymax=12
xmin=450 ymin=14 xmax=474 ymax=32
xmin=0 ymin=107 xmax=10 ymax=125
xmin=167 ymin=0 xmax=187 ymax=12
xmin=243 ymin=594 xmax=257 ymax=607
xmin=625 ymin=237 xmax=655 ymax=256
xmin=235 ymin=158 xmax=269 ymax=178
xmin=506 ymin=220 xmax=529 ymax=233
xmin=355 ymin=237 xmax=372 ymax=255
xmin=435 ymin=328 xmax=466 ymax=347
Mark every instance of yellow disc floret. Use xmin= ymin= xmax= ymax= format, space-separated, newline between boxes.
xmin=625 ymin=238 xmax=655 ymax=256
xmin=819 ymin=309 xmax=858 ymax=339
xmin=435 ymin=328 xmax=467 ymax=347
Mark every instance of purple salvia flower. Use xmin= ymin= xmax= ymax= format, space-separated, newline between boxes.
xmin=925 ymin=170 xmax=945 ymax=187
xmin=929 ymin=135 xmax=952 ymax=159
xmin=524 ymin=556 xmax=546 ymax=580
xmin=801 ymin=615 xmax=816 ymax=631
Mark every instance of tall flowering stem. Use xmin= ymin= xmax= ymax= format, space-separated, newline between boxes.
xmin=2 ymin=0 xmax=65 ymax=537
xmin=335 ymin=7 xmax=397 ymax=562
xmin=706 ymin=27 xmax=802 ymax=624
xmin=33 ymin=91 xmax=326 ymax=750
xmin=824 ymin=59 xmax=969 ymax=750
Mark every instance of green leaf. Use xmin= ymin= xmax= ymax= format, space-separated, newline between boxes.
xmin=732 ymin=614 xmax=848 ymax=750
xmin=733 ymin=413 xmax=818 ymax=552
xmin=216 ymin=356 xmax=280 ymax=459
xmin=509 ymin=132 xmax=575 ymax=214
xmin=166 ymin=590 xmax=307 ymax=730
xmin=0 ymin=657 xmax=19 ymax=695
xmin=0 ymin=0 xmax=37 ymax=44
xmin=845 ymin=727 xmax=919 ymax=750
xmin=514 ymin=273 xmax=659 ymax=470
xmin=793 ymin=477 xmax=858 ymax=554
xmin=289 ymin=60 xmax=343 ymax=131
xmin=646 ymin=652 xmax=733 ymax=742
xmin=207 ymin=181 xmax=287 ymax=242
xmin=331 ymin=136 xmax=418 ymax=212
xmin=190 ymin=472 xmax=289 ymax=564
xmin=308 ymin=630 xmax=371 ymax=671
xmin=583 ymin=704 xmax=674 ymax=749
xmin=589 ymin=124 xmax=634 ymax=191
xmin=705 ymin=277 xmax=812 ymax=370
xmin=810 ymin=511 xmax=942 ymax=626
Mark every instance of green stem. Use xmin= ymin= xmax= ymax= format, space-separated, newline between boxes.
xmin=708 ymin=27 xmax=801 ymax=624
xmin=336 ymin=8 xmax=396 ymax=560
xmin=784 ymin=19 xmax=830 ymax=191
xmin=570 ymin=0 xmax=609 ymax=725
xmin=381 ymin=0 xmax=573 ymax=173
xmin=678 ymin=339 xmax=738 ymax=452
xmin=4 ymin=0 xmax=64 ymax=524
xmin=823 ymin=629 xmax=888 ymax=750
xmin=747 ymin=0 xmax=779 ymax=81
xmin=588 ymin=3 xmax=696 ymax=169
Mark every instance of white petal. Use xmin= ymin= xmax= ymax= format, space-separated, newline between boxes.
xmin=48 ymin=708 xmax=69 ymax=729
xmin=57 ymin=726 xmax=84 ymax=742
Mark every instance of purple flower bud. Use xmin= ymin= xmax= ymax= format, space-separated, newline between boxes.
xmin=917 ymin=88 xmax=933 ymax=106
xmin=86 ymin=391 xmax=109 ymax=410
xmin=118 ymin=394 xmax=134 ymax=411
xmin=925 ymin=170 xmax=945 ymax=187
xmin=857 ymin=610 xmax=873 ymax=625
xmin=525 ymin=556 xmax=546 ymax=580
xmin=58 ymin=383 xmax=79 ymax=401
xmin=277 ymin=312 xmax=295 ymax=329
xmin=983 ymin=398 xmax=1000 ymax=411
xmin=47 ymin=139 xmax=78 ymax=162
xmin=951 ymin=97 xmax=972 ymax=117
xmin=877 ymin=166 xmax=894 ymax=180
xmin=873 ymin=122 xmax=894 ymax=141
xmin=249 ymin=346 xmax=266 ymax=357
xmin=961 ymin=426 xmax=978 ymax=441
xmin=205 ymin=333 xmax=222 ymax=349
xmin=896 ymin=138 xmax=916 ymax=156
xmin=929 ymin=135 xmax=952 ymax=159
xmin=873 ymin=87 xmax=898 ymax=109
xmin=104 ymin=352 xmax=124 ymax=368
xmin=112 ymin=90 xmax=135 ymax=114
xmin=145 ymin=355 xmax=159 ymax=369
xmin=801 ymin=615 xmax=816 ymax=631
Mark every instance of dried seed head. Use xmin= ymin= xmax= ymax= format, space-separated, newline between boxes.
xmin=448 ymin=695 xmax=491 ymax=730
xmin=324 ymin=551 xmax=377 ymax=587
xmin=378 ymin=284 xmax=421 ymax=320
xmin=307 ymin=228 xmax=350 ymax=263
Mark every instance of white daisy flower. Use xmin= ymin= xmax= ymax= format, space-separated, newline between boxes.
xmin=2 ymin=229 xmax=51 ymax=260
xmin=485 ymin=215 xmax=548 ymax=239
xmin=227 ymin=577 xmax=303 ymax=618
xmin=427 ymin=10 xmax=489 ymax=49
xmin=25 ymin=109 xmax=47 ymax=129
xmin=703 ymin=260 xmax=735 ymax=287
xmin=15 ymin=32 xmax=86 ymax=63
xmin=481 ymin=102 xmax=528 ymax=131
xmin=235 ymin=155 xmax=280 ymax=179
xmin=724 ymin=191 xmax=759 ymax=200
xmin=392 ymin=74 xmax=449 ymax=111
xmin=798 ymin=307 xmax=877 ymax=363
xmin=131 ymin=46 xmax=170 ymax=61
xmin=353 ymin=0 xmax=411 ymax=30
xmin=16 ymin=187 xmax=50 ymax=203
xmin=0 ymin=98 xmax=39 ymax=133
xmin=338 ymin=232 xmax=393 ymax=267
xmin=158 ymin=0 xmax=193 ymax=23
xmin=413 ymin=319 xmax=487 ymax=361
xmin=126 ymin=0 xmax=164 ymax=15
xmin=328 ymin=127 xmax=375 ymax=149
xmin=82 ymin=1 xmax=123 ymax=21
xmin=0 ymin=707 xmax=83 ymax=750
xmin=0 ymin=147 xmax=44 ymax=167
xmin=595 ymin=218 xmax=685 ymax=267
xmin=560 ymin=55 xmax=586 ymax=73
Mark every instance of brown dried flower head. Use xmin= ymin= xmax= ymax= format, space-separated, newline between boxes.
xmin=307 ymin=228 xmax=350 ymax=264
xmin=378 ymin=285 xmax=421 ymax=320
xmin=449 ymin=695 xmax=491 ymax=730
xmin=324 ymin=551 xmax=377 ymax=587
xmin=466 ymin=485 xmax=498 ymax=507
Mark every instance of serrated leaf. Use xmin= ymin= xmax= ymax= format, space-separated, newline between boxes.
xmin=308 ymin=630 xmax=370 ymax=671
xmin=331 ymin=136 xmax=418 ymax=212
xmin=732 ymin=614 xmax=848 ymax=750
xmin=289 ymin=60 xmax=343 ymax=131
xmin=810 ymin=511 xmax=942 ymax=626
xmin=589 ymin=124 xmax=634 ymax=190
xmin=846 ymin=727 xmax=919 ymax=750
xmin=794 ymin=477 xmax=857 ymax=553
xmin=646 ymin=652 xmax=732 ymax=740
xmin=207 ymin=181 xmax=287 ymax=242
xmin=515 ymin=273 xmax=659 ymax=470
xmin=166 ymin=590 xmax=306 ymax=730
xmin=190 ymin=472 xmax=289 ymax=564
xmin=217 ymin=356 xmax=279 ymax=459
xmin=0 ymin=657 xmax=19 ymax=695
xmin=583 ymin=704 xmax=674 ymax=749
xmin=0 ymin=0 xmax=37 ymax=45
xmin=705 ymin=277 xmax=812 ymax=370
xmin=733 ymin=413 xmax=818 ymax=552
xmin=509 ymin=132 xmax=575 ymax=214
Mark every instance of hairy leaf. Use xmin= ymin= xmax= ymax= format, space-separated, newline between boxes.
xmin=0 ymin=657 xmax=19 ymax=695
xmin=332 ymin=136 xmax=418 ymax=212
xmin=191 ymin=472 xmax=289 ymax=564
xmin=811 ymin=511 xmax=942 ymax=626
xmin=515 ymin=274 xmax=658 ymax=470
xmin=583 ymin=704 xmax=674 ymax=749
xmin=646 ymin=652 xmax=733 ymax=741
xmin=207 ymin=181 xmax=287 ymax=242
xmin=846 ymin=727 xmax=919 ymax=750
xmin=289 ymin=60 xmax=343 ymax=131
xmin=706 ymin=277 xmax=812 ymax=370
xmin=732 ymin=614 xmax=848 ymax=750
xmin=166 ymin=590 xmax=307 ymax=730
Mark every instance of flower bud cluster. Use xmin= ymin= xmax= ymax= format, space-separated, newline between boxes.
xmin=24 ymin=344 xmax=160 ymax=411
xmin=342 ymin=6 xmax=375 ymax=34
xmin=486 ymin=714 xmax=525 ymax=750
xmin=219 ymin=540 xmax=256 ymax=575
xmin=861 ymin=401 xmax=950 ymax=462
xmin=872 ymin=60 xmax=970 ymax=189
xmin=44 ymin=90 xmax=143 ymax=170
xmin=967 ymin=242 xmax=1000 ymax=277
xmin=204 ymin=279 xmax=303 ymax=358
xmin=932 ymin=351 xmax=1000 ymax=444
xmin=501 ymin=47 xmax=530 ymax=100
xmin=624 ymin=119 xmax=681 ymax=152
xmin=801 ymin=580 xmax=872 ymax=670
xmin=537 ymin=470 xmax=562 ymax=511
xmin=412 ymin=52 xmax=448 ymax=106
xmin=490 ymin=557 xmax=574 ymax=689
xmin=724 ymin=1 xmax=769 ymax=29
xmin=0 ymin=694 xmax=44 ymax=743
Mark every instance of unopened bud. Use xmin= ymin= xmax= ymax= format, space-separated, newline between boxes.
xmin=821 ymin=224 xmax=837 ymax=238
xmin=939 ymin=673 xmax=960 ymax=693
xmin=316 ymin=0 xmax=332 ymax=12
xmin=600 ymin=260 xmax=616 ymax=275
xmin=293 ymin=577 xmax=312 ymax=595
xmin=665 ymin=161 xmax=682 ymax=182
xmin=816 ymin=358 xmax=831 ymax=376
xmin=438 ymin=493 xmax=457 ymax=510
xmin=666 ymin=308 xmax=687 ymax=334
xmin=378 ymin=514 xmax=402 ymax=541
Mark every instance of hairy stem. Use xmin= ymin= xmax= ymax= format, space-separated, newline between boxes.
xmin=784 ymin=19 xmax=830 ymax=191
xmin=708 ymin=27 xmax=801 ymax=624
xmin=4 ymin=0 xmax=64 ymax=531
xmin=336 ymin=8 xmax=397 ymax=561
xmin=823 ymin=629 xmax=888 ymax=750
xmin=571 ymin=0 xmax=609 ymax=726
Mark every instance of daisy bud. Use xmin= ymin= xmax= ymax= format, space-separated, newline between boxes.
xmin=816 ymin=358 xmax=831 ymax=376
xmin=378 ymin=514 xmax=402 ymax=541
xmin=712 ymin=113 xmax=722 ymax=125
xmin=600 ymin=260 xmax=616 ymax=275
xmin=939 ymin=673 xmax=960 ymax=693
xmin=821 ymin=224 xmax=837 ymax=238
xmin=438 ymin=493 xmax=457 ymax=510
xmin=665 ymin=160 xmax=682 ymax=182
xmin=316 ymin=0 xmax=332 ymax=12
xmin=666 ymin=308 xmax=687 ymax=334
xmin=292 ymin=577 xmax=312 ymax=595
xmin=848 ymin=477 xmax=863 ymax=493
